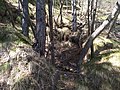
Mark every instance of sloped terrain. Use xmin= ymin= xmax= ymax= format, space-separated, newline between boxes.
xmin=0 ymin=25 xmax=54 ymax=90
xmin=0 ymin=0 xmax=120 ymax=90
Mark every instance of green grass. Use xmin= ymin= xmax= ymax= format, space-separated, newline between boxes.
xmin=0 ymin=62 xmax=11 ymax=73
xmin=0 ymin=25 xmax=32 ymax=45
xmin=75 ymin=36 xmax=120 ymax=90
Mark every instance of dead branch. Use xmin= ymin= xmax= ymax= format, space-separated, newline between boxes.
xmin=78 ymin=2 xmax=120 ymax=66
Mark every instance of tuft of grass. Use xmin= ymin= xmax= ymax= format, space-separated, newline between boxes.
xmin=77 ymin=60 xmax=120 ymax=90
xmin=76 ymin=36 xmax=120 ymax=90
xmin=0 ymin=62 xmax=11 ymax=73
xmin=12 ymin=76 xmax=39 ymax=90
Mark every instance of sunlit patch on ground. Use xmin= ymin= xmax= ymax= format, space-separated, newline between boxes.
xmin=94 ymin=36 xmax=120 ymax=67
xmin=106 ymin=52 xmax=120 ymax=67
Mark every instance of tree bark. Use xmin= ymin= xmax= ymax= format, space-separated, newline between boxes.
xmin=78 ymin=1 xmax=120 ymax=65
xmin=22 ymin=0 xmax=29 ymax=37
xmin=36 ymin=0 xmax=46 ymax=56
xmin=88 ymin=0 xmax=90 ymax=36
xmin=48 ymin=0 xmax=55 ymax=65
xmin=71 ymin=0 xmax=77 ymax=32
xmin=19 ymin=0 xmax=36 ymax=40
xmin=107 ymin=10 xmax=119 ymax=38
xmin=90 ymin=0 xmax=98 ymax=58
xmin=60 ymin=0 xmax=63 ymax=24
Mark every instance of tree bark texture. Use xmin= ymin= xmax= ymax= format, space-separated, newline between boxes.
xmin=60 ymin=0 xmax=63 ymax=24
xmin=19 ymin=0 xmax=36 ymax=40
xmin=71 ymin=0 xmax=77 ymax=32
xmin=36 ymin=0 xmax=46 ymax=56
xmin=22 ymin=0 xmax=29 ymax=37
xmin=88 ymin=0 xmax=91 ymax=36
xmin=90 ymin=0 xmax=98 ymax=58
xmin=48 ymin=0 xmax=55 ymax=65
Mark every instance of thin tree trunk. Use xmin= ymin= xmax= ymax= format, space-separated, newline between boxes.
xmin=19 ymin=0 xmax=36 ymax=40
xmin=71 ymin=0 xmax=77 ymax=32
xmin=90 ymin=0 xmax=98 ymax=58
xmin=60 ymin=0 xmax=63 ymax=24
xmin=88 ymin=0 xmax=90 ymax=36
xmin=107 ymin=12 xmax=119 ymax=38
xmin=78 ymin=2 xmax=120 ymax=66
xmin=36 ymin=0 xmax=46 ymax=56
xmin=90 ymin=0 xmax=94 ymax=21
xmin=22 ymin=0 xmax=29 ymax=37
xmin=48 ymin=0 xmax=55 ymax=65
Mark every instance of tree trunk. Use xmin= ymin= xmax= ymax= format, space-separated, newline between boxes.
xmin=107 ymin=11 xmax=119 ymax=38
xmin=90 ymin=0 xmax=98 ymax=58
xmin=60 ymin=0 xmax=63 ymax=25
xmin=36 ymin=0 xmax=46 ymax=56
xmin=88 ymin=0 xmax=90 ymax=36
xmin=71 ymin=0 xmax=77 ymax=32
xmin=78 ymin=1 xmax=120 ymax=66
xmin=19 ymin=0 xmax=36 ymax=41
xmin=48 ymin=0 xmax=55 ymax=65
xmin=22 ymin=0 xmax=29 ymax=37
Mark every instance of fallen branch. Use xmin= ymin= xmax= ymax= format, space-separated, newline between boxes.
xmin=78 ymin=2 xmax=120 ymax=65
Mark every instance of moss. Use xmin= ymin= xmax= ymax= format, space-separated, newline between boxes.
xmin=0 ymin=25 xmax=32 ymax=46
xmin=78 ymin=35 xmax=120 ymax=89
xmin=0 ymin=26 xmax=18 ymax=43
xmin=94 ymin=36 xmax=113 ymax=50
xmin=0 ymin=0 xmax=6 ymax=13
xmin=0 ymin=62 xmax=11 ymax=73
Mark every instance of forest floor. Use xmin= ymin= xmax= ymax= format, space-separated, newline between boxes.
xmin=0 ymin=0 xmax=120 ymax=90
xmin=0 ymin=21 xmax=120 ymax=90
